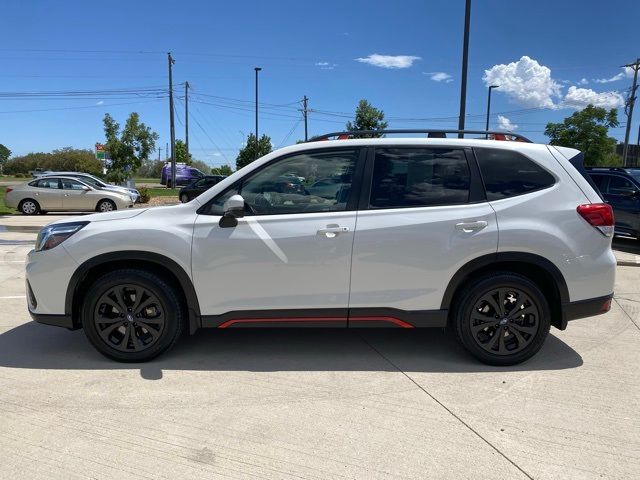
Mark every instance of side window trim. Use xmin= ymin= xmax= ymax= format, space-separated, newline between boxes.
xmin=197 ymin=146 xmax=366 ymax=216
xmin=362 ymin=145 xmax=475 ymax=211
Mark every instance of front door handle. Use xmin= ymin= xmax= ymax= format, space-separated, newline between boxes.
xmin=455 ymin=221 xmax=488 ymax=232
xmin=317 ymin=225 xmax=349 ymax=238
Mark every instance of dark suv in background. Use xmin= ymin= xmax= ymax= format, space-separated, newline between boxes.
xmin=179 ymin=175 xmax=226 ymax=203
xmin=587 ymin=167 xmax=640 ymax=240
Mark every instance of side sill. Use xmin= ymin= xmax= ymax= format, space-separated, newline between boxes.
xmin=200 ymin=308 xmax=448 ymax=329
xmin=30 ymin=312 xmax=78 ymax=330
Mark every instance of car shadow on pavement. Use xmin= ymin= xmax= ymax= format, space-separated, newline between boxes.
xmin=0 ymin=322 xmax=582 ymax=379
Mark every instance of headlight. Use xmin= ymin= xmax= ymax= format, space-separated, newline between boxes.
xmin=35 ymin=222 xmax=88 ymax=252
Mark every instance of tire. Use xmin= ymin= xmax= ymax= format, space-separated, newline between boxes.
xmin=82 ymin=269 xmax=184 ymax=362
xmin=453 ymin=272 xmax=551 ymax=366
xmin=96 ymin=199 xmax=116 ymax=213
xmin=166 ymin=180 xmax=172 ymax=188
xmin=180 ymin=193 xmax=189 ymax=203
xmin=19 ymin=199 xmax=40 ymax=215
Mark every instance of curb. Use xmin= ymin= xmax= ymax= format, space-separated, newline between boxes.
xmin=0 ymin=225 xmax=41 ymax=233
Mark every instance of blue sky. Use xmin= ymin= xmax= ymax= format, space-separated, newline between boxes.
xmin=1 ymin=0 xmax=638 ymax=166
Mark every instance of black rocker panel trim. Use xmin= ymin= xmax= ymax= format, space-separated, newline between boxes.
xmin=201 ymin=308 xmax=448 ymax=329
xmin=65 ymin=251 xmax=202 ymax=333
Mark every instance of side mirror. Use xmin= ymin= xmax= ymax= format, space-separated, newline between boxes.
xmin=82 ymin=185 xmax=91 ymax=191
xmin=219 ymin=194 xmax=245 ymax=228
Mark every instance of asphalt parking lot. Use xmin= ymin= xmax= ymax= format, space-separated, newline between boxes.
xmin=0 ymin=216 xmax=639 ymax=480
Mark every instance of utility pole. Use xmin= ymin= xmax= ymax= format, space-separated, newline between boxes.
xmin=158 ymin=147 xmax=161 ymax=162
xmin=485 ymin=85 xmax=499 ymax=139
xmin=168 ymin=52 xmax=176 ymax=188
xmin=165 ymin=142 xmax=169 ymax=160
xmin=185 ymin=81 xmax=190 ymax=163
xmin=457 ymin=0 xmax=472 ymax=138
xmin=622 ymin=59 xmax=640 ymax=167
xmin=302 ymin=96 xmax=309 ymax=141
xmin=254 ymin=67 xmax=262 ymax=160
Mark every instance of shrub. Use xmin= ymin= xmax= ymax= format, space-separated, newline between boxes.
xmin=138 ymin=187 xmax=151 ymax=203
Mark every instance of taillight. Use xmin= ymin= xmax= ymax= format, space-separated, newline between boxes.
xmin=5 ymin=187 xmax=12 ymax=194
xmin=577 ymin=203 xmax=614 ymax=237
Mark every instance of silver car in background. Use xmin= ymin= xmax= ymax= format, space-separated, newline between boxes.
xmin=4 ymin=176 xmax=134 ymax=214
xmin=34 ymin=171 xmax=140 ymax=202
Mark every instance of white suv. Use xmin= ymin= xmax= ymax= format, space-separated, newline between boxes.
xmin=25 ymin=131 xmax=616 ymax=365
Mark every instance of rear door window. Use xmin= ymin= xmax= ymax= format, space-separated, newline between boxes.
xmin=369 ymin=148 xmax=470 ymax=208
xmin=475 ymin=148 xmax=555 ymax=201
xmin=32 ymin=178 xmax=60 ymax=189
xmin=606 ymin=176 xmax=635 ymax=195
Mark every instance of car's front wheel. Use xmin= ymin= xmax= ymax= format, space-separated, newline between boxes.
xmin=453 ymin=273 xmax=550 ymax=366
xmin=82 ymin=269 xmax=184 ymax=362
xmin=96 ymin=199 xmax=116 ymax=213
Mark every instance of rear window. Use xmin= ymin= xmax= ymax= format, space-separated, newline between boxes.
xmin=369 ymin=148 xmax=470 ymax=208
xmin=475 ymin=148 xmax=555 ymax=201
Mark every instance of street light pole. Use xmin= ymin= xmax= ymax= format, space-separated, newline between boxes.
xmin=485 ymin=85 xmax=499 ymax=138
xmin=254 ymin=67 xmax=262 ymax=160
xmin=457 ymin=0 xmax=472 ymax=138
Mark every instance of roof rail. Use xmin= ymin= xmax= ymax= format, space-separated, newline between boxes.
xmin=584 ymin=166 xmax=628 ymax=172
xmin=307 ymin=129 xmax=533 ymax=143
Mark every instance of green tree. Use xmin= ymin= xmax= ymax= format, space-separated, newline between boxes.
xmin=190 ymin=159 xmax=211 ymax=174
xmin=544 ymin=105 xmax=619 ymax=166
xmin=236 ymin=134 xmax=272 ymax=170
xmin=345 ymin=99 xmax=388 ymax=137
xmin=0 ymin=144 xmax=10 ymax=174
xmin=3 ymin=148 xmax=102 ymax=176
xmin=175 ymin=139 xmax=192 ymax=165
xmin=103 ymin=112 xmax=158 ymax=183
xmin=211 ymin=164 xmax=233 ymax=176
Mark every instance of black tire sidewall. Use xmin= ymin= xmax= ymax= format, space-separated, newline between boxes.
xmin=82 ymin=269 xmax=183 ymax=362
xmin=454 ymin=273 xmax=551 ymax=366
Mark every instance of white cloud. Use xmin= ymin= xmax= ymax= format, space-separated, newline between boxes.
xmin=425 ymin=71 xmax=453 ymax=83
xmin=593 ymin=67 xmax=634 ymax=84
xmin=578 ymin=78 xmax=589 ymax=85
xmin=96 ymin=100 xmax=104 ymax=105
xmin=355 ymin=54 xmax=420 ymax=69
xmin=497 ymin=115 xmax=518 ymax=131
xmin=562 ymin=86 xmax=625 ymax=109
xmin=315 ymin=61 xmax=336 ymax=70
xmin=483 ymin=56 xmax=562 ymax=108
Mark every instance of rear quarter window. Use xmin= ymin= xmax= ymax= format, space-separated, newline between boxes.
xmin=475 ymin=148 xmax=555 ymax=201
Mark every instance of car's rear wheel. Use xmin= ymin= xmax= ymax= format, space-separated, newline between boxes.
xmin=96 ymin=199 xmax=116 ymax=212
xmin=81 ymin=269 xmax=184 ymax=362
xmin=453 ymin=272 xmax=550 ymax=366
xmin=19 ymin=199 xmax=40 ymax=215
xmin=180 ymin=193 xmax=189 ymax=203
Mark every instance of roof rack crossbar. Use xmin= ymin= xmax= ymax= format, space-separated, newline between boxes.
xmin=307 ymin=129 xmax=533 ymax=143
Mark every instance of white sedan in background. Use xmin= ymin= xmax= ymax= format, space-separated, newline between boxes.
xmin=4 ymin=176 xmax=135 ymax=214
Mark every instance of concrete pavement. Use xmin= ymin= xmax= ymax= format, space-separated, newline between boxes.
xmin=0 ymin=228 xmax=639 ymax=479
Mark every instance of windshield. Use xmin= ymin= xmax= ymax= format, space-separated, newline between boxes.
xmin=77 ymin=176 xmax=104 ymax=188
xmin=627 ymin=169 xmax=640 ymax=183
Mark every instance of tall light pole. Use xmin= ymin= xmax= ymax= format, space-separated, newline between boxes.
xmin=167 ymin=52 xmax=176 ymax=189
xmin=486 ymin=85 xmax=499 ymax=138
xmin=254 ymin=67 xmax=262 ymax=160
xmin=457 ymin=0 xmax=472 ymax=138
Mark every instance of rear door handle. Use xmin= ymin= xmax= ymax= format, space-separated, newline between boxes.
xmin=317 ymin=225 xmax=349 ymax=238
xmin=455 ymin=221 xmax=488 ymax=232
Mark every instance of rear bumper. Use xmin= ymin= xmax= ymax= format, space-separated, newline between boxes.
xmin=564 ymin=293 xmax=613 ymax=324
xmin=29 ymin=311 xmax=77 ymax=330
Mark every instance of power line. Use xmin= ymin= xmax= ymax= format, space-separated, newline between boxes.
xmin=0 ymin=99 xmax=163 ymax=114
